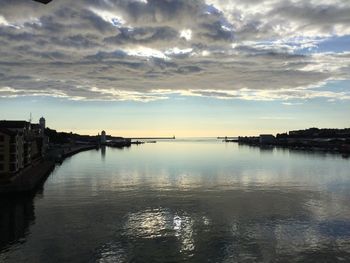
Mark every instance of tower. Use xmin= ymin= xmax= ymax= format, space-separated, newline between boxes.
xmin=39 ymin=117 xmax=46 ymax=130
xmin=39 ymin=117 xmax=46 ymax=135
xmin=101 ymin=130 xmax=106 ymax=145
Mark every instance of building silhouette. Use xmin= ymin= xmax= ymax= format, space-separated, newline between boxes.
xmin=0 ymin=118 xmax=47 ymax=177
xmin=39 ymin=117 xmax=46 ymax=134
xmin=259 ymin=134 xmax=276 ymax=144
xmin=100 ymin=131 xmax=106 ymax=145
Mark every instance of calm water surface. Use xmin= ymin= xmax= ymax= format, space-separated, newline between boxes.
xmin=1 ymin=140 xmax=350 ymax=262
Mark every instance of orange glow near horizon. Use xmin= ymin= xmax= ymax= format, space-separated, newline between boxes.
xmin=62 ymin=128 xmax=282 ymax=138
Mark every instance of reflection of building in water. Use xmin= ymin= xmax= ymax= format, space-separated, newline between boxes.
xmin=0 ymin=195 xmax=35 ymax=251
xmin=101 ymin=145 xmax=106 ymax=159
xmin=259 ymin=145 xmax=274 ymax=153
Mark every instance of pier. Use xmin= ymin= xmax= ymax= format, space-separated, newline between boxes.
xmin=126 ymin=136 xmax=176 ymax=140
xmin=217 ymin=136 xmax=238 ymax=142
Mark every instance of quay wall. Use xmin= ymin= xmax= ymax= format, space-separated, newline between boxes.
xmin=0 ymin=144 xmax=96 ymax=194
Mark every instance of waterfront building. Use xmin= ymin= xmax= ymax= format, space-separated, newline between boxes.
xmin=101 ymin=131 xmax=106 ymax=145
xmin=0 ymin=128 xmax=25 ymax=175
xmin=0 ymin=119 xmax=48 ymax=177
xmin=31 ymin=117 xmax=48 ymax=158
xmin=259 ymin=134 xmax=276 ymax=144
xmin=0 ymin=120 xmax=31 ymax=133
xmin=0 ymin=121 xmax=32 ymax=167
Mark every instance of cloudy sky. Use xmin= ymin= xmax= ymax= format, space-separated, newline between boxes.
xmin=0 ymin=0 xmax=349 ymax=136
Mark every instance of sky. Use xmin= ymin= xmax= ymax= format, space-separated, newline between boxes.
xmin=0 ymin=0 xmax=350 ymax=137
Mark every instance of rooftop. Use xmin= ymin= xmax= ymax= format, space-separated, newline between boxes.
xmin=0 ymin=120 xmax=30 ymax=129
xmin=0 ymin=128 xmax=18 ymax=136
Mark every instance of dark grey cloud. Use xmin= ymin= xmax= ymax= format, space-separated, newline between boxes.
xmin=270 ymin=1 xmax=350 ymax=27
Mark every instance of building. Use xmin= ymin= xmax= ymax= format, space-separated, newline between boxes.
xmin=259 ymin=134 xmax=276 ymax=144
xmin=0 ymin=121 xmax=32 ymax=167
xmin=101 ymin=131 xmax=106 ymax=145
xmin=0 ymin=128 xmax=25 ymax=175
xmin=0 ymin=118 xmax=47 ymax=177
xmin=0 ymin=120 xmax=31 ymax=132
xmin=39 ymin=117 xmax=45 ymax=134
xmin=31 ymin=118 xmax=48 ymax=158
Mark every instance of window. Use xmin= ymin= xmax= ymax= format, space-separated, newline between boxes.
xmin=10 ymin=163 xmax=16 ymax=172
xmin=10 ymin=154 xmax=16 ymax=162
xmin=0 ymin=135 xmax=4 ymax=142
xmin=0 ymin=154 xmax=4 ymax=161
xmin=10 ymin=145 xmax=16 ymax=153
xmin=0 ymin=163 xmax=4 ymax=171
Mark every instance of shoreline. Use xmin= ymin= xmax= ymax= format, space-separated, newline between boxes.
xmin=0 ymin=144 xmax=97 ymax=195
xmin=233 ymin=139 xmax=350 ymax=157
xmin=58 ymin=144 xmax=98 ymax=162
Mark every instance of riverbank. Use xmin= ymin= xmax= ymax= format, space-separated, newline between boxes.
xmin=60 ymin=144 xmax=98 ymax=160
xmin=0 ymin=160 xmax=55 ymax=194
xmin=0 ymin=144 xmax=97 ymax=194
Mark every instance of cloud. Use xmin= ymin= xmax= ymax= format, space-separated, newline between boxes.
xmin=282 ymin=102 xmax=304 ymax=106
xmin=0 ymin=0 xmax=350 ymax=102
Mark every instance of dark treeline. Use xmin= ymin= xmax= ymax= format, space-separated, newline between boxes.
xmin=44 ymin=128 xmax=126 ymax=145
xmin=44 ymin=128 xmax=98 ymax=144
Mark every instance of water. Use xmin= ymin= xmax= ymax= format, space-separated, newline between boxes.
xmin=1 ymin=139 xmax=350 ymax=262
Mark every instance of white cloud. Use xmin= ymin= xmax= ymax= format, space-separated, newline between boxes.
xmin=124 ymin=46 xmax=168 ymax=60
xmin=0 ymin=15 xmax=9 ymax=26
xmin=165 ymin=47 xmax=193 ymax=56
xmin=89 ymin=8 xmax=126 ymax=27
xmin=282 ymin=102 xmax=304 ymax=106
xmin=179 ymin=29 xmax=192 ymax=41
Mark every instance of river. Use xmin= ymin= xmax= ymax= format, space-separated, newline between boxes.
xmin=1 ymin=139 xmax=350 ymax=262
